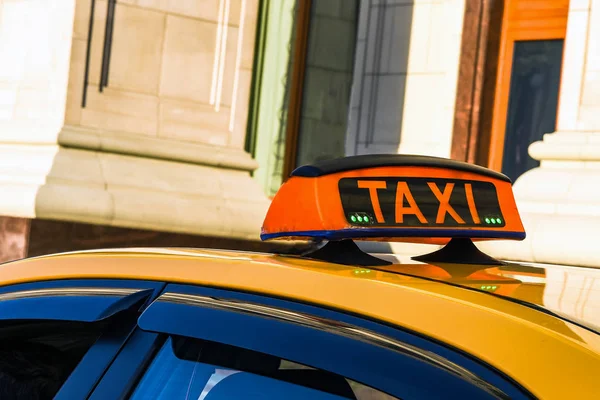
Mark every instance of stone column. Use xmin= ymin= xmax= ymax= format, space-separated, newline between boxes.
xmin=0 ymin=0 xmax=269 ymax=245
xmin=480 ymin=0 xmax=600 ymax=267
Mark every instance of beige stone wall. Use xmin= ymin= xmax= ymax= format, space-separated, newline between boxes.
xmin=0 ymin=0 xmax=271 ymax=241
xmin=66 ymin=0 xmax=258 ymax=152
xmin=556 ymin=0 xmax=600 ymax=132
xmin=356 ymin=1 xmax=600 ymax=266
xmin=397 ymin=0 xmax=465 ymax=158
xmin=0 ymin=0 xmax=76 ymax=142
xmin=346 ymin=0 xmax=465 ymax=158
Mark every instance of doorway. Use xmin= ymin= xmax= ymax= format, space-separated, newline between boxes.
xmin=488 ymin=0 xmax=569 ymax=182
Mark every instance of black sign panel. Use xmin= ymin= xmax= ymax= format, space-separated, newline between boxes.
xmin=339 ymin=178 xmax=504 ymax=227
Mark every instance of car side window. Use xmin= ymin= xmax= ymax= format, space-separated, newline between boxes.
xmin=121 ymin=284 xmax=529 ymax=399
xmin=0 ymin=279 xmax=165 ymax=400
xmin=0 ymin=319 xmax=105 ymax=399
xmin=129 ymin=336 xmax=397 ymax=400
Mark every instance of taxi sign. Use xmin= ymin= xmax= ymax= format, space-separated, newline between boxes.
xmin=261 ymin=155 xmax=525 ymax=244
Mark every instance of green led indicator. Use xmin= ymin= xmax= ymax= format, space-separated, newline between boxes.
xmin=480 ymin=285 xmax=498 ymax=291
xmin=485 ymin=218 xmax=490 ymax=224
xmin=350 ymin=213 xmax=373 ymax=224
xmin=496 ymin=218 xmax=502 ymax=224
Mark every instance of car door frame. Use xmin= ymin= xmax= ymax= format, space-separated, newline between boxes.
xmin=88 ymin=283 xmax=534 ymax=399
xmin=0 ymin=278 xmax=166 ymax=399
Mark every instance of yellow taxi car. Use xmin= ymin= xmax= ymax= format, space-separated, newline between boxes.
xmin=0 ymin=155 xmax=598 ymax=399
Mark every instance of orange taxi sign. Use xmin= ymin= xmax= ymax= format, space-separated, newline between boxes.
xmin=261 ymin=155 xmax=525 ymax=244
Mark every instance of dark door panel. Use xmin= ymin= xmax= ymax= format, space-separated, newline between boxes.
xmin=502 ymin=39 xmax=564 ymax=181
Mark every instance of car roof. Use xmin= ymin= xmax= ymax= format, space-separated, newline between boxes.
xmin=373 ymin=253 xmax=600 ymax=332
xmin=2 ymin=247 xmax=600 ymax=398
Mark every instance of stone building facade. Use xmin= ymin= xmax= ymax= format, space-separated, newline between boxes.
xmin=0 ymin=0 xmax=272 ymax=261
xmin=1 ymin=0 xmax=599 ymax=269
xmin=254 ymin=0 xmax=600 ymax=268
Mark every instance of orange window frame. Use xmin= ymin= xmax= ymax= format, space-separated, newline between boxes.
xmin=487 ymin=0 xmax=569 ymax=171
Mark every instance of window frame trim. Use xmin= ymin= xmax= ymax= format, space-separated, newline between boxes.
xmin=131 ymin=284 xmax=532 ymax=399
xmin=54 ymin=311 xmax=141 ymax=399
xmin=0 ymin=278 xmax=167 ymax=400
xmin=88 ymin=328 xmax=165 ymax=400
xmin=0 ymin=279 xmax=165 ymax=323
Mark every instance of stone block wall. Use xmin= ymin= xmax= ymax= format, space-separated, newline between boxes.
xmin=294 ymin=0 xmax=359 ymax=166
xmin=0 ymin=0 xmax=271 ymax=249
xmin=346 ymin=0 xmax=465 ymax=158
xmin=66 ymin=0 xmax=258 ymax=150
xmin=0 ymin=0 xmax=76 ymax=142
